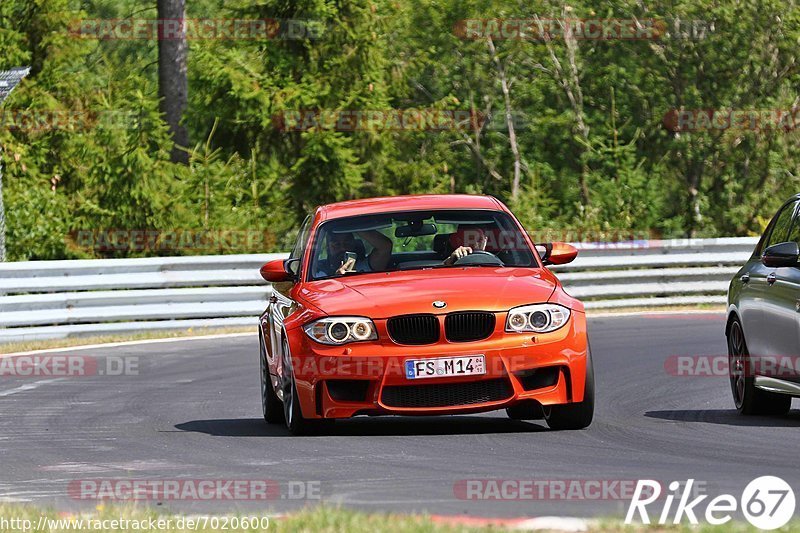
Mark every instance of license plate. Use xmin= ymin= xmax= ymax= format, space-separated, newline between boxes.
xmin=404 ymin=355 xmax=486 ymax=380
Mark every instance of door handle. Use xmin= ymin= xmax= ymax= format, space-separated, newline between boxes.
xmin=740 ymin=273 xmax=750 ymax=283
xmin=766 ymin=272 xmax=777 ymax=285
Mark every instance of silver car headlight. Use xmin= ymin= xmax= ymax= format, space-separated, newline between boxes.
xmin=303 ymin=317 xmax=378 ymax=345
xmin=505 ymin=304 xmax=570 ymax=333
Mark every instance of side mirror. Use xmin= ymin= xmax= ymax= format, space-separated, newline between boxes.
xmin=260 ymin=258 xmax=295 ymax=282
xmin=762 ymin=241 xmax=800 ymax=268
xmin=285 ymin=258 xmax=301 ymax=278
xmin=536 ymin=242 xmax=578 ymax=266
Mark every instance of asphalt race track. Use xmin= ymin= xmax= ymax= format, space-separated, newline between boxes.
xmin=2 ymin=312 xmax=800 ymax=519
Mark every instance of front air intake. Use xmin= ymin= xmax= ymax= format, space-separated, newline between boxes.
xmin=381 ymin=378 xmax=513 ymax=408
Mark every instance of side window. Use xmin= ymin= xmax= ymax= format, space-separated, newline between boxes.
xmin=787 ymin=207 xmax=800 ymax=247
xmin=764 ymin=201 xmax=797 ymax=251
xmin=288 ymin=216 xmax=312 ymax=273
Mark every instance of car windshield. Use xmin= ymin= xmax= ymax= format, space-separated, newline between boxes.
xmin=309 ymin=209 xmax=536 ymax=281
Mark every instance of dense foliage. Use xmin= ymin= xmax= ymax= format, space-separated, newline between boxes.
xmin=1 ymin=0 xmax=798 ymax=259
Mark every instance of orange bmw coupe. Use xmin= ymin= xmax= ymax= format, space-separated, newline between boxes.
xmin=258 ymin=194 xmax=593 ymax=434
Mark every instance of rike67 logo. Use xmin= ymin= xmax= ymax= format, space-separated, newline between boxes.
xmin=626 ymin=476 xmax=795 ymax=529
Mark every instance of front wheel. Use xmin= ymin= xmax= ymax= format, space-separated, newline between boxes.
xmin=728 ymin=318 xmax=791 ymax=415
xmin=281 ymin=337 xmax=331 ymax=435
xmin=260 ymin=331 xmax=283 ymax=424
xmin=545 ymin=347 xmax=595 ymax=430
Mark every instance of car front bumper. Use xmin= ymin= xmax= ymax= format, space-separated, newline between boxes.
xmin=285 ymin=310 xmax=589 ymax=419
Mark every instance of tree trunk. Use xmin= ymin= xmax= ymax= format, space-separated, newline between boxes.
xmin=157 ymin=0 xmax=189 ymax=165
xmin=535 ymin=13 xmax=590 ymax=207
xmin=487 ymin=37 xmax=522 ymax=200
xmin=685 ymin=159 xmax=703 ymax=238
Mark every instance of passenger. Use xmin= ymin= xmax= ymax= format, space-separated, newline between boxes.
xmin=319 ymin=230 xmax=392 ymax=277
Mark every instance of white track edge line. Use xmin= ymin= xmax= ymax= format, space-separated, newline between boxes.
xmin=0 ymin=332 xmax=256 ymax=357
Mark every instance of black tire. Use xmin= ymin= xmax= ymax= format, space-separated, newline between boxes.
xmin=545 ymin=347 xmax=595 ymax=430
xmin=281 ymin=337 xmax=331 ymax=435
xmin=727 ymin=317 xmax=791 ymax=416
xmin=506 ymin=401 xmax=544 ymax=420
xmin=259 ymin=330 xmax=284 ymax=424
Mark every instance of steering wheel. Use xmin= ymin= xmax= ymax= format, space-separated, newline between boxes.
xmin=453 ymin=250 xmax=504 ymax=266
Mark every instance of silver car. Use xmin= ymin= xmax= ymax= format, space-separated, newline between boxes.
xmin=727 ymin=194 xmax=800 ymax=415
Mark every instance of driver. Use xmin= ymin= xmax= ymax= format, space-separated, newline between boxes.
xmin=319 ymin=230 xmax=392 ymax=277
xmin=443 ymin=227 xmax=489 ymax=265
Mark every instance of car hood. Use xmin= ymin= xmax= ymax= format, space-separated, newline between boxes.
xmin=297 ymin=267 xmax=557 ymax=318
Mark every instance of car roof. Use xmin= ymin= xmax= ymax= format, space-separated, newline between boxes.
xmin=316 ymin=194 xmax=503 ymax=221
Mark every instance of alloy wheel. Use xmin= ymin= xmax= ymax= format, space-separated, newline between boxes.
xmin=728 ymin=321 xmax=747 ymax=409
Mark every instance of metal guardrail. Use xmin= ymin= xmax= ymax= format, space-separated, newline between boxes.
xmin=0 ymin=238 xmax=758 ymax=343
xmin=553 ymin=237 xmax=757 ymax=309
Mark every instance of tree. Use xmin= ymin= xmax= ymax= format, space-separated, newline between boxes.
xmin=0 ymin=67 xmax=30 ymax=262
xmin=157 ymin=0 xmax=189 ymax=164
xmin=2 ymin=0 xmax=800 ymax=260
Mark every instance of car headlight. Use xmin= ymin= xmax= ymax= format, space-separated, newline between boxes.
xmin=303 ymin=317 xmax=378 ymax=345
xmin=505 ymin=304 xmax=570 ymax=333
